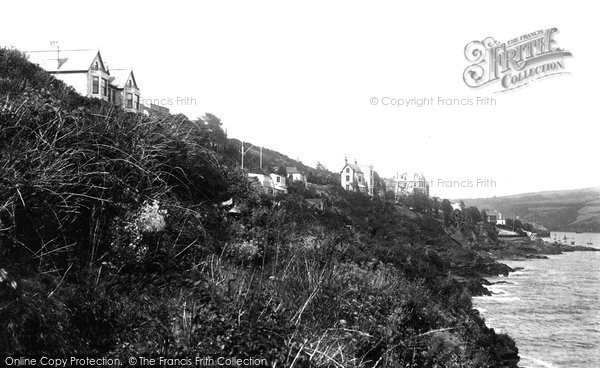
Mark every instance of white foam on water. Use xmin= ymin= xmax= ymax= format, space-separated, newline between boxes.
xmin=483 ymin=296 xmax=520 ymax=303
xmin=520 ymin=355 xmax=558 ymax=368
xmin=487 ymin=287 xmax=508 ymax=295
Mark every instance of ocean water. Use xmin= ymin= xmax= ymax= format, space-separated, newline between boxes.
xmin=473 ymin=239 xmax=600 ymax=368
xmin=545 ymin=232 xmax=600 ymax=247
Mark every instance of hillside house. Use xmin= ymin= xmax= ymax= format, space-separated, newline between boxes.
xmin=26 ymin=49 xmax=145 ymax=113
xmin=248 ymin=173 xmax=288 ymax=196
xmin=340 ymin=158 xmax=367 ymax=193
xmin=286 ymin=167 xmax=307 ymax=186
xmin=248 ymin=173 xmax=275 ymax=195
xmin=270 ymin=173 xmax=288 ymax=194
xmin=482 ymin=208 xmax=499 ymax=224
xmin=110 ymin=69 xmax=141 ymax=113
xmin=27 ymin=50 xmax=112 ymax=100
xmin=395 ymin=171 xmax=429 ymax=196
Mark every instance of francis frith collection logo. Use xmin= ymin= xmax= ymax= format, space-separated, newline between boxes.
xmin=463 ymin=28 xmax=572 ymax=92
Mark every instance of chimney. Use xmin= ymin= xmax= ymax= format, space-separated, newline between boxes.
xmin=354 ymin=159 xmax=357 ymax=165
xmin=344 ymin=156 xmax=348 ymax=165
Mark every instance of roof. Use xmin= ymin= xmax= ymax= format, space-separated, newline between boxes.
xmin=482 ymin=208 xmax=499 ymax=216
xmin=341 ymin=163 xmax=363 ymax=174
xmin=26 ymin=50 xmax=102 ymax=72
xmin=110 ymin=69 xmax=137 ymax=89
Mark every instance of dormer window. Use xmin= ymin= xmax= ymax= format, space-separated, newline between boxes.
xmin=128 ymin=80 xmax=133 ymax=88
xmin=93 ymin=61 xmax=99 ymax=71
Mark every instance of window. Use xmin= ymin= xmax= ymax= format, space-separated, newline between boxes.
xmin=93 ymin=61 xmax=99 ymax=71
xmin=108 ymin=88 xmax=112 ymax=102
xmin=135 ymin=95 xmax=140 ymax=110
xmin=346 ymin=175 xmax=350 ymax=182
xmin=346 ymin=168 xmax=349 ymax=173
xmin=92 ymin=76 xmax=99 ymax=94
xmin=101 ymin=78 xmax=107 ymax=96
xmin=128 ymin=80 xmax=133 ymax=88
xmin=126 ymin=93 xmax=133 ymax=108
xmin=358 ymin=176 xmax=362 ymax=183
xmin=346 ymin=185 xmax=349 ymax=190
xmin=276 ymin=177 xmax=280 ymax=183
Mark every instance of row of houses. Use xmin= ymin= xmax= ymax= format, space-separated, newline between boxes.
xmin=25 ymin=48 xmax=169 ymax=116
xmin=248 ymin=157 xmax=429 ymax=200
xmin=342 ymin=158 xmax=430 ymax=198
xmin=26 ymin=48 xmax=428 ymax=201
xmin=247 ymin=167 xmax=307 ymax=196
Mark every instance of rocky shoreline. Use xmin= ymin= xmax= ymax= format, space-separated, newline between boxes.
xmin=446 ymin=237 xmax=599 ymax=297
xmin=482 ymin=238 xmax=599 ymax=261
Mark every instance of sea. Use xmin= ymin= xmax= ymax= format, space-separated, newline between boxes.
xmin=473 ymin=232 xmax=600 ymax=368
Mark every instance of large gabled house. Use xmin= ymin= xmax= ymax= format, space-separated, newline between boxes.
xmin=340 ymin=158 xmax=367 ymax=193
xmin=109 ymin=69 xmax=141 ymax=113
xmin=395 ymin=170 xmax=429 ymax=196
xmin=27 ymin=50 xmax=112 ymax=101
xmin=26 ymin=49 xmax=142 ymax=113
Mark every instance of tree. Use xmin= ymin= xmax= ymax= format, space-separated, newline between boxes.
xmin=407 ymin=191 xmax=431 ymax=214
xmin=201 ymin=113 xmax=227 ymax=152
xmin=432 ymin=197 xmax=441 ymax=216
xmin=465 ymin=206 xmax=482 ymax=223
xmin=441 ymin=199 xmax=453 ymax=224
xmin=514 ymin=219 xmax=523 ymax=229
xmin=459 ymin=201 xmax=466 ymax=212
xmin=481 ymin=210 xmax=488 ymax=223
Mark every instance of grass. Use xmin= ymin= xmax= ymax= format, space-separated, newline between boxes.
xmin=0 ymin=48 xmax=519 ymax=367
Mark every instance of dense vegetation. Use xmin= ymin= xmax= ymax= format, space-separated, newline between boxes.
xmin=0 ymin=49 xmax=518 ymax=367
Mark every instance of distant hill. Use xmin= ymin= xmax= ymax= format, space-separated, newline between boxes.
xmin=461 ymin=187 xmax=600 ymax=232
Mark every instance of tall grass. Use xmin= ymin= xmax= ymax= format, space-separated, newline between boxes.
xmin=0 ymin=48 xmax=518 ymax=367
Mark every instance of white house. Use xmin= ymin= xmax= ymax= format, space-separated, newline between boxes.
xmin=341 ymin=158 xmax=367 ymax=193
xmin=248 ymin=173 xmax=274 ymax=195
xmin=496 ymin=212 xmax=506 ymax=226
xmin=26 ymin=49 xmax=142 ymax=113
xmin=395 ymin=170 xmax=429 ymax=196
xmin=270 ymin=173 xmax=288 ymax=194
xmin=286 ymin=167 xmax=307 ymax=186
xmin=27 ymin=50 xmax=111 ymax=100
xmin=248 ymin=173 xmax=288 ymax=196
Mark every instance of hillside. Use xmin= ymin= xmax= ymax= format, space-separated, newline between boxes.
xmin=0 ymin=48 xmax=519 ymax=367
xmin=223 ymin=138 xmax=340 ymax=185
xmin=461 ymin=187 xmax=600 ymax=232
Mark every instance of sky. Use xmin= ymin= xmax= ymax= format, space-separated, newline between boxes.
xmin=1 ymin=1 xmax=598 ymax=199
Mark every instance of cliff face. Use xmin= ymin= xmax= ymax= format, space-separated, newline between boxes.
xmin=0 ymin=48 xmax=519 ymax=367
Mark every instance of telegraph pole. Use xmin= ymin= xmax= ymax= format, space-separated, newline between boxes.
xmin=241 ymin=141 xmax=254 ymax=170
